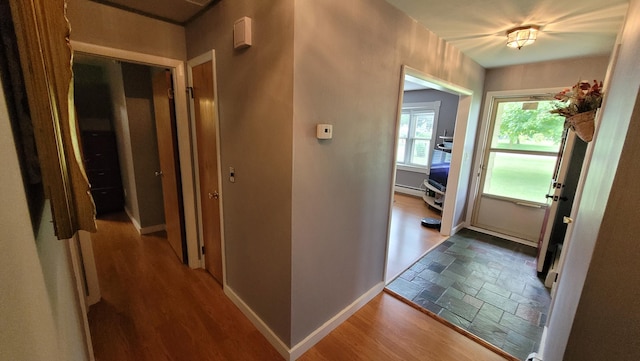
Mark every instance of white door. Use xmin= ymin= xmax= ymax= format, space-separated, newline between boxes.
xmin=472 ymin=97 xmax=565 ymax=243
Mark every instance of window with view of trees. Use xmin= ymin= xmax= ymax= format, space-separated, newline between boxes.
xmin=397 ymin=101 xmax=440 ymax=169
xmin=482 ymin=99 xmax=566 ymax=203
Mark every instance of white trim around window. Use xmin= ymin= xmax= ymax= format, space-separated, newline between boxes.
xmin=396 ymin=101 xmax=440 ymax=169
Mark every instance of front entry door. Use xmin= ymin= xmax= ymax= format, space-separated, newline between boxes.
xmin=191 ymin=59 xmax=223 ymax=284
xmin=537 ymin=130 xmax=586 ymax=272
xmin=151 ymin=69 xmax=186 ymax=263
xmin=472 ymin=97 xmax=565 ymax=242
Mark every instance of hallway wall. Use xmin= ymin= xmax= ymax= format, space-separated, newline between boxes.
xmin=67 ymin=0 xmax=186 ymax=60
xmin=186 ymin=0 xmax=295 ymax=345
xmin=0 ymin=78 xmax=90 ymax=361
xmin=291 ymin=0 xmax=484 ymax=346
xmin=545 ymin=0 xmax=640 ymax=358
xmin=120 ymin=63 xmax=165 ymax=229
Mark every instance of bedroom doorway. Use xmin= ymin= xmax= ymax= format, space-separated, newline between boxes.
xmin=73 ymin=54 xmax=187 ymax=263
xmin=75 ymin=44 xmax=197 ymax=267
xmin=385 ymin=66 xmax=474 ymax=283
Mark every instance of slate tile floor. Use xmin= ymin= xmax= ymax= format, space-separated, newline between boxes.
xmin=387 ymin=229 xmax=550 ymax=360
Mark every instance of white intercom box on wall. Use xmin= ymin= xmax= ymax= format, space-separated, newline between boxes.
xmin=234 ymin=17 xmax=252 ymax=49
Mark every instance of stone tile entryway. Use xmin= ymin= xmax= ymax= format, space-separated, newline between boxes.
xmin=387 ymin=229 xmax=550 ymax=360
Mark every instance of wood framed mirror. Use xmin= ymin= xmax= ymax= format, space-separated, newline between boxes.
xmin=7 ymin=0 xmax=96 ymax=239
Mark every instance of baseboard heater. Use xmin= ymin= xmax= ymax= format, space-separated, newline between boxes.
xmin=394 ymin=185 xmax=424 ymax=197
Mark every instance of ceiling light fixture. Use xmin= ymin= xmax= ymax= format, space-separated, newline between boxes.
xmin=506 ymin=25 xmax=540 ymax=49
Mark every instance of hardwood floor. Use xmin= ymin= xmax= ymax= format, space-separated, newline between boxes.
xmin=88 ymin=211 xmax=507 ymax=361
xmin=88 ymin=213 xmax=282 ymax=361
xmin=300 ymin=293 xmax=508 ymax=361
xmin=386 ymin=193 xmax=447 ymax=281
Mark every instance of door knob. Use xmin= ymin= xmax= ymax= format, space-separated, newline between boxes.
xmin=208 ymin=191 xmax=219 ymax=200
xmin=155 ymin=170 xmax=163 ymax=177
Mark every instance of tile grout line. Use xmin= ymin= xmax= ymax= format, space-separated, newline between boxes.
xmin=387 ymin=229 xmax=551 ymax=360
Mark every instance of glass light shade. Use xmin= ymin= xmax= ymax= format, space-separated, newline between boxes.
xmin=506 ymin=26 xmax=540 ymax=49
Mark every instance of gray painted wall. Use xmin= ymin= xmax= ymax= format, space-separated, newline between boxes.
xmin=1 ymin=73 xmax=90 ymax=361
xmin=544 ymin=0 xmax=640 ymax=358
xmin=121 ymin=63 xmax=165 ymax=228
xmin=291 ymin=0 xmax=484 ymax=346
xmin=396 ymin=89 xmax=459 ymax=190
xmin=67 ymin=0 xmax=186 ymax=61
xmin=186 ymin=0 xmax=484 ymax=347
xmin=105 ymin=61 xmax=140 ymax=222
xmin=403 ymin=89 xmax=459 ymax=140
xmin=484 ymin=55 xmax=611 ymax=92
xmin=186 ymin=0 xmax=294 ymax=344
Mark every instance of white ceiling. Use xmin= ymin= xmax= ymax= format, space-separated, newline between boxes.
xmin=386 ymin=0 xmax=629 ymax=68
xmin=93 ymin=0 xmax=629 ymax=68
xmin=90 ymin=0 xmax=215 ymax=24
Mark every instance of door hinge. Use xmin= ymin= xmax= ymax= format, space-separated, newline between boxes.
xmin=187 ymin=86 xmax=194 ymax=99
xmin=201 ymin=246 xmax=205 ymax=255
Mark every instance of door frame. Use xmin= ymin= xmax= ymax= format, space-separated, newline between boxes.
xmin=384 ymin=65 xmax=473 ymax=282
xmin=187 ymin=50 xmax=226 ymax=283
xmin=466 ymin=87 xmax=563 ymax=246
xmin=71 ymin=41 xmax=201 ymax=269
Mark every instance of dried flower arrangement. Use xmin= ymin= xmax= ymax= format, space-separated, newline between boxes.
xmin=550 ymin=80 xmax=604 ymax=142
xmin=551 ymin=80 xmax=603 ymax=117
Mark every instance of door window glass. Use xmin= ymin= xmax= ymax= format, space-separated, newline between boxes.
xmin=482 ymin=99 xmax=565 ymax=203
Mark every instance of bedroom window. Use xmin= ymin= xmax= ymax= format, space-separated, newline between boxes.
xmin=397 ymin=101 xmax=440 ymax=169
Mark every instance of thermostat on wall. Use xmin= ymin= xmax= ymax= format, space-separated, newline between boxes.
xmin=317 ymin=124 xmax=333 ymax=139
xmin=234 ymin=17 xmax=252 ymax=49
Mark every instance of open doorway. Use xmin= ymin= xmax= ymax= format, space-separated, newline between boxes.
xmin=384 ymin=66 xmax=474 ymax=283
xmin=71 ymin=41 xmax=200 ymax=270
xmin=73 ymin=54 xmax=187 ymax=264
xmin=469 ymin=92 xmax=566 ymax=247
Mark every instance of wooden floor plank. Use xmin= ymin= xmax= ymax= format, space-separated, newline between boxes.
xmin=300 ymin=293 xmax=508 ymax=361
xmin=386 ymin=193 xmax=447 ymax=281
xmin=88 ymin=213 xmax=283 ymax=361
xmin=89 ymin=210 xmax=507 ymax=361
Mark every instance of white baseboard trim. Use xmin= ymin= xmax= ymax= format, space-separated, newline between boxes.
xmin=139 ymin=223 xmax=166 ymax=235
xmin=78 ymin=231 xmax=101 ymax=307
xmin=451 ymin=221 xmax=467 ymax=235
xmin=394 ymin=185 xmax=424 ymax=197
xmin=466 ymin=226 xmax=538 ymax=248
xmin=224 ymin=286 xmax=291 ymax=360
xmin=123 ymin=207 xmax=166 ymax=235
xmin=289 ymin=282 xmax=384 ymax=360
xmin=225 ymin=282 xmax=384 ymax=361
xmin=124 ymin=207 xmax=141 ymax=233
